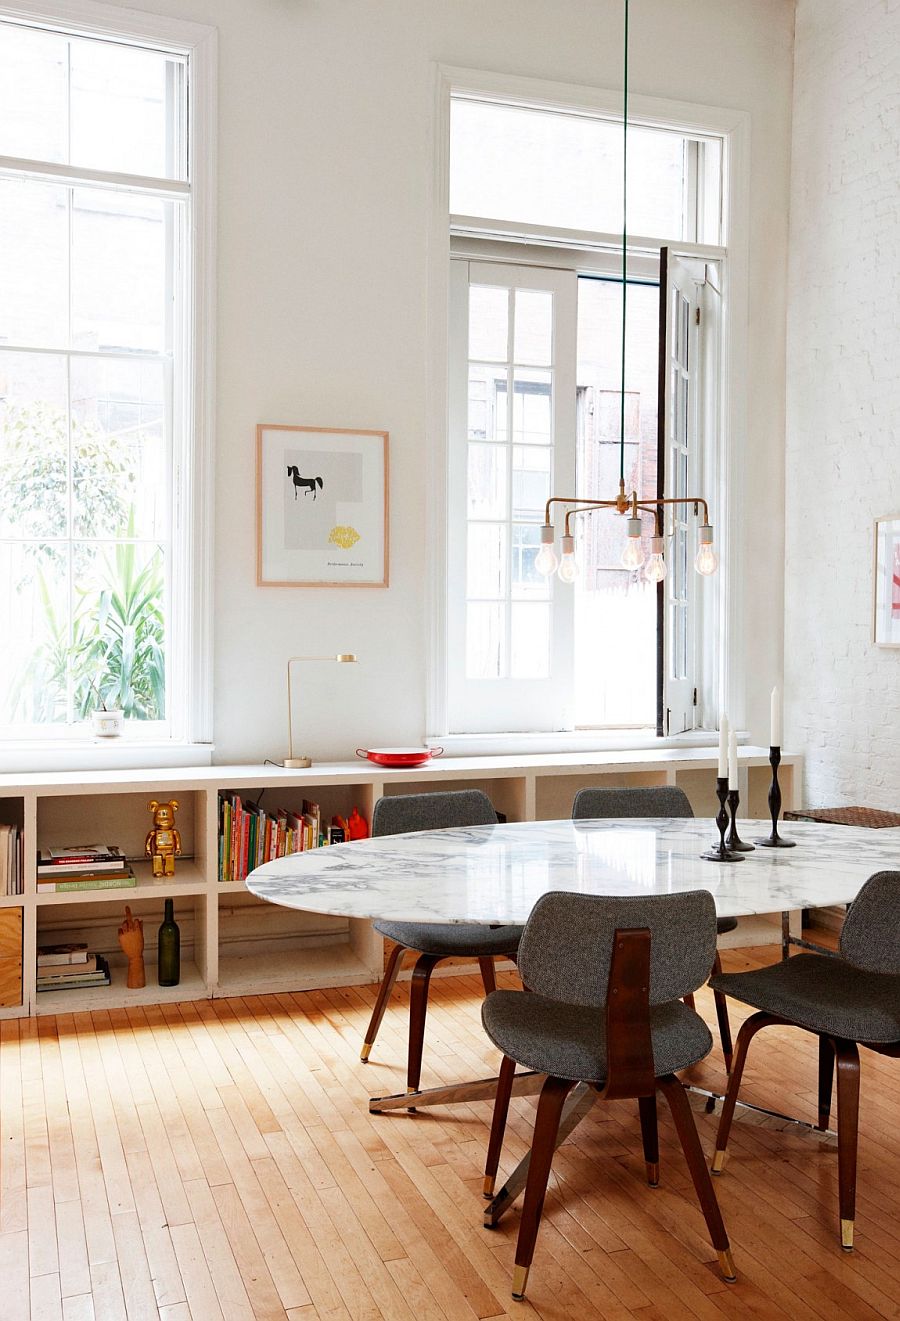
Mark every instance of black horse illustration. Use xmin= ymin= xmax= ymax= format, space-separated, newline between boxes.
xmin=286 ymin=466 xmax=324 ymax=500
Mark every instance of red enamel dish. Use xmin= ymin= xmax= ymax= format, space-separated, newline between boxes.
xmin=356 ymin=747 xmax=444 ymax=768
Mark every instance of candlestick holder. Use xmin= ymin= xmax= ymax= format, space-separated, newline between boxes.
xmin=701 ymin=777 xmax=745 ymax=862
xmin=755 ymin=746 xmax=796 ymax=848
xmin=726 ymin=788 xmax=755 ymax=852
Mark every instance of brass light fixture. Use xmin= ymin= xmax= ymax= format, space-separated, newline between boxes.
xmin=535 ymin=0 xmax=718 ymax=584
xmin=278 ymin=654 xmax=358 ymax=769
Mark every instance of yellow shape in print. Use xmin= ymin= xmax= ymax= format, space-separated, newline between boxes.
xmin=329 ymin=525 xmax=361 ymax=550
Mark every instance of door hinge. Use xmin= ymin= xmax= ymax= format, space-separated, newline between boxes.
xmin=695 ymin=306 xmax=701 ymax=325
xmin=666 ymin=707 xmax=671 ymax=735
xmin=693 ymin=687 xmax=698 ymax=706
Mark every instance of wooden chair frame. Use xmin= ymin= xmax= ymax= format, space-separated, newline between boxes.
xmin=712 ymin=1010 xmax=900 ymax=1252
xmin=484 ymin=927 xmax=736 ymax=1300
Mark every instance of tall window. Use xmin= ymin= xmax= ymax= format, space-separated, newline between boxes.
xmin=446 ymin=92 xmax=724 ymax=736
xmin=0 ymin=16 xmax=202 ymax=739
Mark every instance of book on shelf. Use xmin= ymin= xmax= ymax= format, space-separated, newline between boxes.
xmin=37 ymin=954 xmax=99 ymax=978
xmin=36 ymin=954 xmax=110 ymax=991
xmin=0 ymin=822 xmax=23 ymax=896
xmin=38 ymin=845 xmax=126 ymax=875
xmin=217 ymin=792 xmax=364 ymax=882
xmin=37 ymin=942 xmax=90 ymax=967
xmin=37 ymin=867 xmax=136 ymax=893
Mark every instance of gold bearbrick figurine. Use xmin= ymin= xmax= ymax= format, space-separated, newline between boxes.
xmin=145 ymin=799 xmax=182 ymax=877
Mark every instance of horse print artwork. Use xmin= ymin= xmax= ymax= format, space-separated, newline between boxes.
xmin=286 ymin=466 xmax=324 ymax=500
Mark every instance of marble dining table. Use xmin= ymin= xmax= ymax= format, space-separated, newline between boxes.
xmin=247 ymin=815 xmax=900 ymax=1227
xmin=247 ymin=814 xmax=900 ymax=930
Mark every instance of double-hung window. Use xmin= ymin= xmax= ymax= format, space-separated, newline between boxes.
xmin=444 ymin=89 xmax=726 ymax=739
xmin=0 ymin=8 xmax=212 ymax=744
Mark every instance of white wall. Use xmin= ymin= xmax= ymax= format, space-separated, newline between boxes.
xmin=108 ymin=0 xmax=794 ymax=762
xmin=786 ymin=0 xmax=900 ymax=807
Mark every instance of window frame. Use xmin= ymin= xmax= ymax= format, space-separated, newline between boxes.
xmin=427 ymin=66 xmax=750 ymax=747
xmin=0 ymin=0 xmax=216 ymax=755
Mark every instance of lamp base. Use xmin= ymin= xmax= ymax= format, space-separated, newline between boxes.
xmin=279 ymin=756 xmax=312 ymax=769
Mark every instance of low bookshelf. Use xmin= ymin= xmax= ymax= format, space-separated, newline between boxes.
xmin=0 ymin=746 xmax=799 ymax=1018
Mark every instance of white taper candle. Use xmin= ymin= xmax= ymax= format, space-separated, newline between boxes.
xmin=718 ymin=714 xmax=729 ymax=779
xmin=728 ymin=729 xmax=739 ymax=790
xmin=771 ymin=686 xmax=782 ymax=748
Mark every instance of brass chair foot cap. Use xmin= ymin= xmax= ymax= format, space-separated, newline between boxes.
xmin=511 ymin=1265 xmax=529 ymax=1300
xmin=841 ymin=1219 xmax=854 ymax=1250
xmin=360 ymin=1044 xmax=372 ymax=1062
xmin=711 ymin=1149 xmax=727 ymax=1174
xmin=483 ymin=1176 xmax=495 ymax=1198
xmin=646 ymin=1161 xmax=659 ymax=1186
xmin=718 ymin=1250 xmax=737 ymax=1282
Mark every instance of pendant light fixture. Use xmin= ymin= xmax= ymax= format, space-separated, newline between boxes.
xmin=536 ymin=0 xmax=717 ymax=584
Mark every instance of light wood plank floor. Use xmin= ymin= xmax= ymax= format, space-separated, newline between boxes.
xmin=3 ymin=942 xmax=900 ymax=1321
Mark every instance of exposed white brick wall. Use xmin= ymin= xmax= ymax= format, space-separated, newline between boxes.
xmin=786 ymin=0 xmax=900 ymax=808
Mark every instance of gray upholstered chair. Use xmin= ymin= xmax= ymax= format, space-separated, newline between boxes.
xmin=481 ymin=889 xmax=736 ymax=1300
xmin=710 ymin=870 xmax=900 ymax=1253
xmin=360 ymin=790 xmax=522 ymax=1091
xmin=572 ymin=784 xmax=736 ymax=1067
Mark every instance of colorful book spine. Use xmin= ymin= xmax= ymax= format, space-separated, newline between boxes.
xmin=38 ymin=875 xmax=137 ymax=892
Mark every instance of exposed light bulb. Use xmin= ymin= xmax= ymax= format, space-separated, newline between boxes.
xmin=695 ymin=523 xmax=718 ymax=576
xmin=557 ymin=534 xmax=578 ymax=582
xmin=535 ymin=524 xmax=558 ymax=576
xmin=621 ymin=516 xmax=645 ymax=570
xmin=645 ymin=537 xmax=667 ymax=583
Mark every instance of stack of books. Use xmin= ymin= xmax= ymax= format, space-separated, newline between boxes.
xmin=218 ymin=794 xmax=349 ymax=882
xmin=37 ymin=844 xmax=136 ymax=893
xmin=36 ymin=943 xmax=111 ymax=992
xmin=0 ymin=822 xmax=22 ymax=895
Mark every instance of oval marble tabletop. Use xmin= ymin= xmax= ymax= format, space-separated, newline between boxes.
xmin=245 ymin=817 xmax=900 ymax=926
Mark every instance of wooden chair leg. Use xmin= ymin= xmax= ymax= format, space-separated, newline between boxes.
xmin=511 ymin=1075 xmax=575 ymax=1300
xmin=711 ymin=953 xmax=734 ymax=1072
xmin=658 ymin=1074 xmax=736 ymax=1282
xmin=638 ymin=1093 xmax=659 ymax=1186
xmin=712 ymin=1010 xmax=777 ymax=1172
xmin=834 ymin=1038 xmax=861 ymax=1251
xmin=483 ymin=1053 xmax=516 ymax=1198
xmin=360 ymin=941 xmax=406 ymax=1062
xmin=406 ymin=953 xmax=442 ymax=1094
xmin=478 ymin=956 xmax=497 ymax=997
xmin=818 ymin=1034 xmax=835 ymax=1131
xmin=682 ymin=992 xmax=696 ymax=1010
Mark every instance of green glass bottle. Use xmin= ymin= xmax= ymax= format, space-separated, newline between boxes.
xmin=157 ymin=898 xmax=180 ymax=987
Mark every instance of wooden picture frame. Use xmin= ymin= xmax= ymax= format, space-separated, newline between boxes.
xmin=873 ymin=514 xmax=900 ymax=646
xmin=256 ymin=424 xmax=389 ymax=587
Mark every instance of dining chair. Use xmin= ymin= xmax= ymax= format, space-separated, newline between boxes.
xmin=572 ymin=784 xmax=736 ymax=1068
xmin=709 ymin=869 xmax=900 ymax=1253
xmin=481 ymin=889 xmax=736 ymax=1300
xmin=359 ymin=789 xmax=522 ymax=1092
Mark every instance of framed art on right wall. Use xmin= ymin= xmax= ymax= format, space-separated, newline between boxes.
xmin=873 ymin=515 xmax=900 ymax=646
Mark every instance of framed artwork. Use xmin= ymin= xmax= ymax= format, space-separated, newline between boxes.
xmin=873 ymin=515 xmax=900 ymax=646
xmin=256 ymin=424 xmax=389 ymax=587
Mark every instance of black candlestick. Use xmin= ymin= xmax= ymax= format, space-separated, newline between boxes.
xmin=726 ymin=788 xmax=755 ymax=852
xmin=701 ymin=777 xmax=745 ymax=862
xmin=755 ymin=746 xmax=796 ymax=847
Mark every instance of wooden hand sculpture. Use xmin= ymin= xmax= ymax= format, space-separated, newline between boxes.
xmin=117 ymin=905 xmax=145 ymax=988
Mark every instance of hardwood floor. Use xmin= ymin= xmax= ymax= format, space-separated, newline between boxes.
xmin=2 ymin=941 xmax=899 ymax=1320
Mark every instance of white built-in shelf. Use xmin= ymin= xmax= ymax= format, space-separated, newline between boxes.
xmin=0 ymin=747 xmax=800 ymax=1017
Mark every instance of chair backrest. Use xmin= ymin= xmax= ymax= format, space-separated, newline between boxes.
xmin=371 ymin=789 xmax=497 ymax=837
xmin=840 ymin=870 xmax=900 ymax=973
xmin=572 ymin=785 xmax=694 ymax=820
xmin=517 ymin=889 xmax=717 ymax=1006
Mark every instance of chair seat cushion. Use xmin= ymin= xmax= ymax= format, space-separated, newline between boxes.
xmin=481 ymin=990 xmax=712 ymax=1082
xmin=710 ymin=954 xmax=900 ymax=1044
xmin=373 ymin=920 xmax=522 ymax=957
xmin=716 ymin=916 xmax=738 ymax=936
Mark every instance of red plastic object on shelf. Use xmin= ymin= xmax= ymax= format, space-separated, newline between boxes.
xmin=347 ymin=808 xmax=369 ymax=839
xmin=355 ymin=747 xmax=444 ymax=769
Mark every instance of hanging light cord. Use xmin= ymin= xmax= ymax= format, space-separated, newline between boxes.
xmin=619 ymin=0 xmax=629 ymax=485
